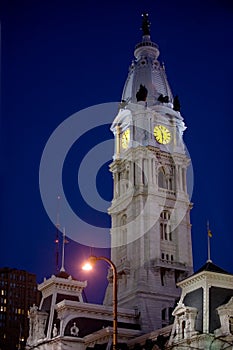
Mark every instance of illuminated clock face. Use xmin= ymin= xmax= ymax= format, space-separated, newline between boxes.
xmin=154 ymin=125 xmax=171 ymax=144
xmin=121 ymin=129 xmax=130 ymax=149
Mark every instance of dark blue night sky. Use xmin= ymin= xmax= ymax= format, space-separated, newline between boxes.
xmin=1 ymin=0 xmax=233 ymax=303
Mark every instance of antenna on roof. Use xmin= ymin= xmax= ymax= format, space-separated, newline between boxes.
xmin=207 ymin=220 xmax=213 ymax=263
xmin=60 ymin=227 xmax=69 ymax=272
xmin=55 ymin=195 xmax=61 ymax=272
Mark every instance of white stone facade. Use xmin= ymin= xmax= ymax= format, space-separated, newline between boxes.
xmin=104 ymin=32 xmax=193 ymax=332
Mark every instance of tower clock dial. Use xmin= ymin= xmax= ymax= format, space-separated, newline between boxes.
xmin=121 ymin=128 xmax=130 ymax=149
xmin=154 ymin=125 xmax=171 ymax=144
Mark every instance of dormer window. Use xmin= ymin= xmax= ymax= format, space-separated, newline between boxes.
xmin=216 ymin=297 xmax=233 ymax=336
xmin=168 ymin=303 xmax=198 ymax=345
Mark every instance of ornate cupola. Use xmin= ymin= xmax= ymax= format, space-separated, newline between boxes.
xmin=122 ymin=13 xmax=173 ymax=108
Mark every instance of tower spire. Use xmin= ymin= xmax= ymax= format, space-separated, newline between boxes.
xmin=121 ymin=14 xmax=174 ymax=107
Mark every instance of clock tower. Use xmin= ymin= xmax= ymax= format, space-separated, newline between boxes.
xmin=103 ymin=14 xmax=193 ymax=333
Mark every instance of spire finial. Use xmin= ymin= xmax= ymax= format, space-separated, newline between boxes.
xmin=55 ymin=195 xmax=61 ymax=272
xmin=141 ymin=13 xmax=151 ymax=36
xmin=207 ymin=220 xmax=213 ymax=263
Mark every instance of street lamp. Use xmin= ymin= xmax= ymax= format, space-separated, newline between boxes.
xmin=82 ymin=256 xmax=118 ymax=350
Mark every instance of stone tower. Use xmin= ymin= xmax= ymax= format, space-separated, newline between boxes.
xmin=103 ymin=14 xmax=193 ymax=333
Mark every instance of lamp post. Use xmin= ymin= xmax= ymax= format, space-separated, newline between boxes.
xmin=82 ymin=256 xmax=118 ymax=350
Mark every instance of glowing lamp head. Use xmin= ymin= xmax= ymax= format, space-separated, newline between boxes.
xmin=82 ymin=262 xmax=93 ymax=271
xmin=82 ymin=256 xmax=98 ymax=271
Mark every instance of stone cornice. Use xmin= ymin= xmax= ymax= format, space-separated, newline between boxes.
xmin=178 ymin=270 xmax=233 ymax=295
xmin=38 ymin=275 xmax=87 ymax=290
xmin=84 ymin=326 xmax=142 ymax=347
xmin=55 ymin=300 xmax=137 ymax=323
xmin=127 ymin=324 xmax=172 ymax=347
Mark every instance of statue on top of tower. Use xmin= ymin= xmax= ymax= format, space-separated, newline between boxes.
xmin=141 ymin=13 xmax=151 ymax=36
xmin=173 ymin=95 xmax=181 ymax=112
xmin=136 ymin=84 xmax=148 ymax=102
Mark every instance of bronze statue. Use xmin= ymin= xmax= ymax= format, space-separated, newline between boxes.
xmin=158 ymin=94 xmax=169 ymax=103
xmin=173 ymin=95 xmax=181 ymax=111
xmin=141 ymin=13 xmax=150 ymax=36
xmin=136 ymin=84 xmax=148 ymax=102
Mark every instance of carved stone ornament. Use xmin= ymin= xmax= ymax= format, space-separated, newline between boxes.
xmin=70 ymin=322 xmax=79 ymax=336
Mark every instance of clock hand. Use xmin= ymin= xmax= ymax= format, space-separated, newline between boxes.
xmin=161 ymin=131 xmax=164 ymax=143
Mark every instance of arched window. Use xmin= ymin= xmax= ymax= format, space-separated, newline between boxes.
xmin=160 ymin=210 xmax=171 ymax=241
xmin=181 ymin=320 xmax=186 ymax=339
xmin=158 ymin=166 xmax=175 ymax=190
xmin=126 ymin=170 xmax=129 ymax=189
xmin=160 ymin=210 xmax=170 ymax=220
xmin=121 ymin=214 xmax=127 ymax=225
xmin=133 ymin=162 xmax=136 ymax=186
xmin=168 ymin=178 xmax=172 ymax=190
xmin=160 ymin=223 xmax=163 ymax=239
xmin=120 ymin=215 xmax=127 ymax=259
xmin=158 ymin=168 xmax=167 ymax=189
xmin=164 ymin=224 xmax=168 ymax=240
xmin=121 ymin=215 xmax=127 ymax=232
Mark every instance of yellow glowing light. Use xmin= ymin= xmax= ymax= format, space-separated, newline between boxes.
xmin=82 ymin=262 xmax=93 ymax=271
xmin=154 ymin=125 xmax=171 ymax=144
xmin=121 ymin=129 xmax=130 ymax=149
